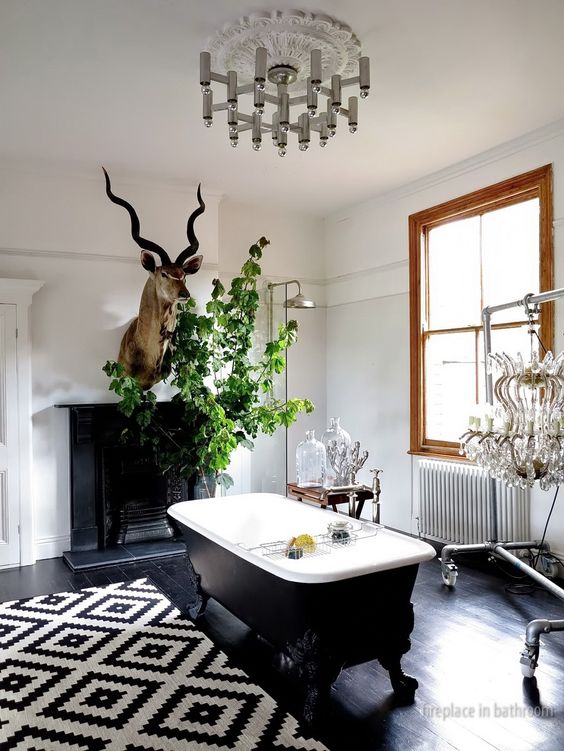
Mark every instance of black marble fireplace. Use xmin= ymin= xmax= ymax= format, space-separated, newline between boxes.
xmin=57 ymin=403 xmax=189 ymax=571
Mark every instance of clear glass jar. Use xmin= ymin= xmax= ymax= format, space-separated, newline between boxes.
xmin=296 ymin=430 xmax=326 ymax=487
xmin=321 ymin=417 xmax=351 ymax=487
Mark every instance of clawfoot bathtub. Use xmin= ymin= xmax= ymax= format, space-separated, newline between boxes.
xmin=168 ymin=493 xmax=434 ymax=724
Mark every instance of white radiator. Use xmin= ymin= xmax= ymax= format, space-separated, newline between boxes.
xmin=418 ymin=459 xmax=530 ymax=544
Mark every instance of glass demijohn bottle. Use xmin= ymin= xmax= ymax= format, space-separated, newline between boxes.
xmin=296 ymin=430 xmax=327 ymax=487
xmin=321 ymin=417 xmax=351 ymax=487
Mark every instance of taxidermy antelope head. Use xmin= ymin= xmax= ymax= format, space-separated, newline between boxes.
xmin=103 ymin=168 xmax=205 ymax=390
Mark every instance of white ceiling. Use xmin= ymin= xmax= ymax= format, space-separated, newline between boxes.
xmin=2 ymin=0 xmax=564 ymax=216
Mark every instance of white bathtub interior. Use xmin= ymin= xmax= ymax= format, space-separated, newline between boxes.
xmin=168 ymin=493 xmax=435 ymax=584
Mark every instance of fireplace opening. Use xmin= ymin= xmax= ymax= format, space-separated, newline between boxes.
xmin=102 ymin=445 xmax=177 ymax=547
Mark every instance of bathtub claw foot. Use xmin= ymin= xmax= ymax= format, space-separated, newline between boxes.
xmin=286 ymin=629 xmax=334 ymax=726
xmin=389 ymin=668 xmax=419 ymax=705
xmin=184 ymin=554 xmax=209 ymax=620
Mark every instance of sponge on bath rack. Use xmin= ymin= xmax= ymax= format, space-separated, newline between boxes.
xmin=291 ymin=534 xmax=317 ymax=553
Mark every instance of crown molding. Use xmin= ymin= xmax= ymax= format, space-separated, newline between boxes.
xmin=0 ymin=246 xmax=219 ymax=271
xmin=331 ymin=117 xmax=564 ymax=221
xmin=326 ymin=259 xmax=408 ymax=286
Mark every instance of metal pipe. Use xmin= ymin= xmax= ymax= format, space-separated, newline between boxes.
xmin=494 ymin=545 xmax=564 ymax=602
xmin=525 ymin=618 xmax=564 ymax=648
xmin=441 ymin=542 xmax=490 ymax=563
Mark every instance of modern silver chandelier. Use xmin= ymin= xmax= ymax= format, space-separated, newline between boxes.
xmin=199 ymin=10 xmax=370 ymax=156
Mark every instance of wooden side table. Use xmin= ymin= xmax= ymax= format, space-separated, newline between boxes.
xmin=287 ymin=483 xmax=373 ymax=520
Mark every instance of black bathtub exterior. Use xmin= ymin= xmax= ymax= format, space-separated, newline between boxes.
xmin=175 ymin=520 xmax=421 ymax=724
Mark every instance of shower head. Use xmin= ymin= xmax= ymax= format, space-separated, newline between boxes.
xmin=268 ymin=279 xmax=317 ymax=309
xmin=285 ymin=292 xmax=316 ymax=309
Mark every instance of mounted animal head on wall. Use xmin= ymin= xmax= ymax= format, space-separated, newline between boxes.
xmin=102 ymin=167 xmax=205 ymax=390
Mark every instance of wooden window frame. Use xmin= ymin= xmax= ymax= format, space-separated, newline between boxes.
xmin=409 ymin=165 xmax=553 ymax=459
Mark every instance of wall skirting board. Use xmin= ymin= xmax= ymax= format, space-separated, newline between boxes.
xmin=34 ymin=534 xmax=70 ymax=560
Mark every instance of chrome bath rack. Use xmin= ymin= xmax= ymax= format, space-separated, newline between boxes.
xmin=247 ymin=521 xmax=382 ymax=561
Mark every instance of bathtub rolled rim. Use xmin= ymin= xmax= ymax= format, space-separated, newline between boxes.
xmin=168 ymin=493 xmax=435 ymax=585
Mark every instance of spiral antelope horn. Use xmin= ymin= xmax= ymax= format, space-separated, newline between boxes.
xmin=176 ymin=184 xmax=205 ymax=265
xmin=102 ymin=167 xmax=171 ymax=264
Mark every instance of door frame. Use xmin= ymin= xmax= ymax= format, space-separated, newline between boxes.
xmin=0 ymin=279 xmax=43 ymax=567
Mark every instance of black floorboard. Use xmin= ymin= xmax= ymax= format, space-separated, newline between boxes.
xmin=2 ymin=553 xmax=564 ymax=751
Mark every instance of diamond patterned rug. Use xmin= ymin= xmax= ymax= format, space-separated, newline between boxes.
xmin=0 ymin=579 xmax=328 ymax=750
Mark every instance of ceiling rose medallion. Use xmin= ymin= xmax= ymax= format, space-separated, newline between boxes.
xmin=199 ymin=10 xmax=370 ymax=155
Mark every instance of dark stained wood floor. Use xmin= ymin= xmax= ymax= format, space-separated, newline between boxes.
xmin=1 ymin=553 xmax=564 ymax=751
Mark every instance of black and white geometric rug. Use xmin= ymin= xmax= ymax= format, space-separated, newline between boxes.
xmin=0 ymin=579 xmax=328 ymax=750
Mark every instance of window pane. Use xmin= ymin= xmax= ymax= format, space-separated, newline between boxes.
xmin=482 ymin=199 xmax=539 ymax=324
xmin=428 ymin=216 xmax=481 ymax=330
xmin=425 ymin=332 xmax=476 ymax=442
xmin=477 ymin=324 xmax=536 ymax=402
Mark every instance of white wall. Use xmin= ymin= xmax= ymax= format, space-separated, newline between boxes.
xmin=0 ymin=168 xmax=325 ymax=560
xmin=324 ymin=119 xmax=564 ymax=554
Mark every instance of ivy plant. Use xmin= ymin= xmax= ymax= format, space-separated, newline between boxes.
xmin=103 ymin=236 xmax=313 ymax=493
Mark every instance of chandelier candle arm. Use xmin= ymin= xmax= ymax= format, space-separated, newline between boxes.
xmin=307 ymin=77 xmax=317 ymax=117
xmin=200 ymin=51 xmax=211 ymax=92
xmin=203 ymin=90 xmax=212 ymax=127
xmin=200 ymin=10 xmax=370 ymax=152
xmin=279 ymin=90 xmax=290 ymax=133
xmin=255 ymin=47 xmax=267 ymax=90
xmin=254 ymin=85 xmax=265 ymax=114
xmin=252 ymin=112 xmax=262 ymax=150
xmin=348 ymin=96 xmax=358 ymax=133
xmin=359 ymin=56 xmax=370 ymax=97
xmin=227 ymin=71 xmax=237 ymax=110
xmin=298 ymin=112 xmax=310 ymax=151
xmin=319 ymin=114 xmax=329 ymax=147
xmin=310 ymin=49 xmax=322 ymax=93
xmin=331 ymin=75 xmax=342 ymax=114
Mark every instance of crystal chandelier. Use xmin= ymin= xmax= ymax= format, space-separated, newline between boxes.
xmin=199 ymin=10 xmax=370 ymax=155
xmin=460 ymin=350 xmax=564 ymax=490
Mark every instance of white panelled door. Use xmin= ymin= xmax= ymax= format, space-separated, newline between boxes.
xmin=0 ymin=304 xmax=19 ymax=568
